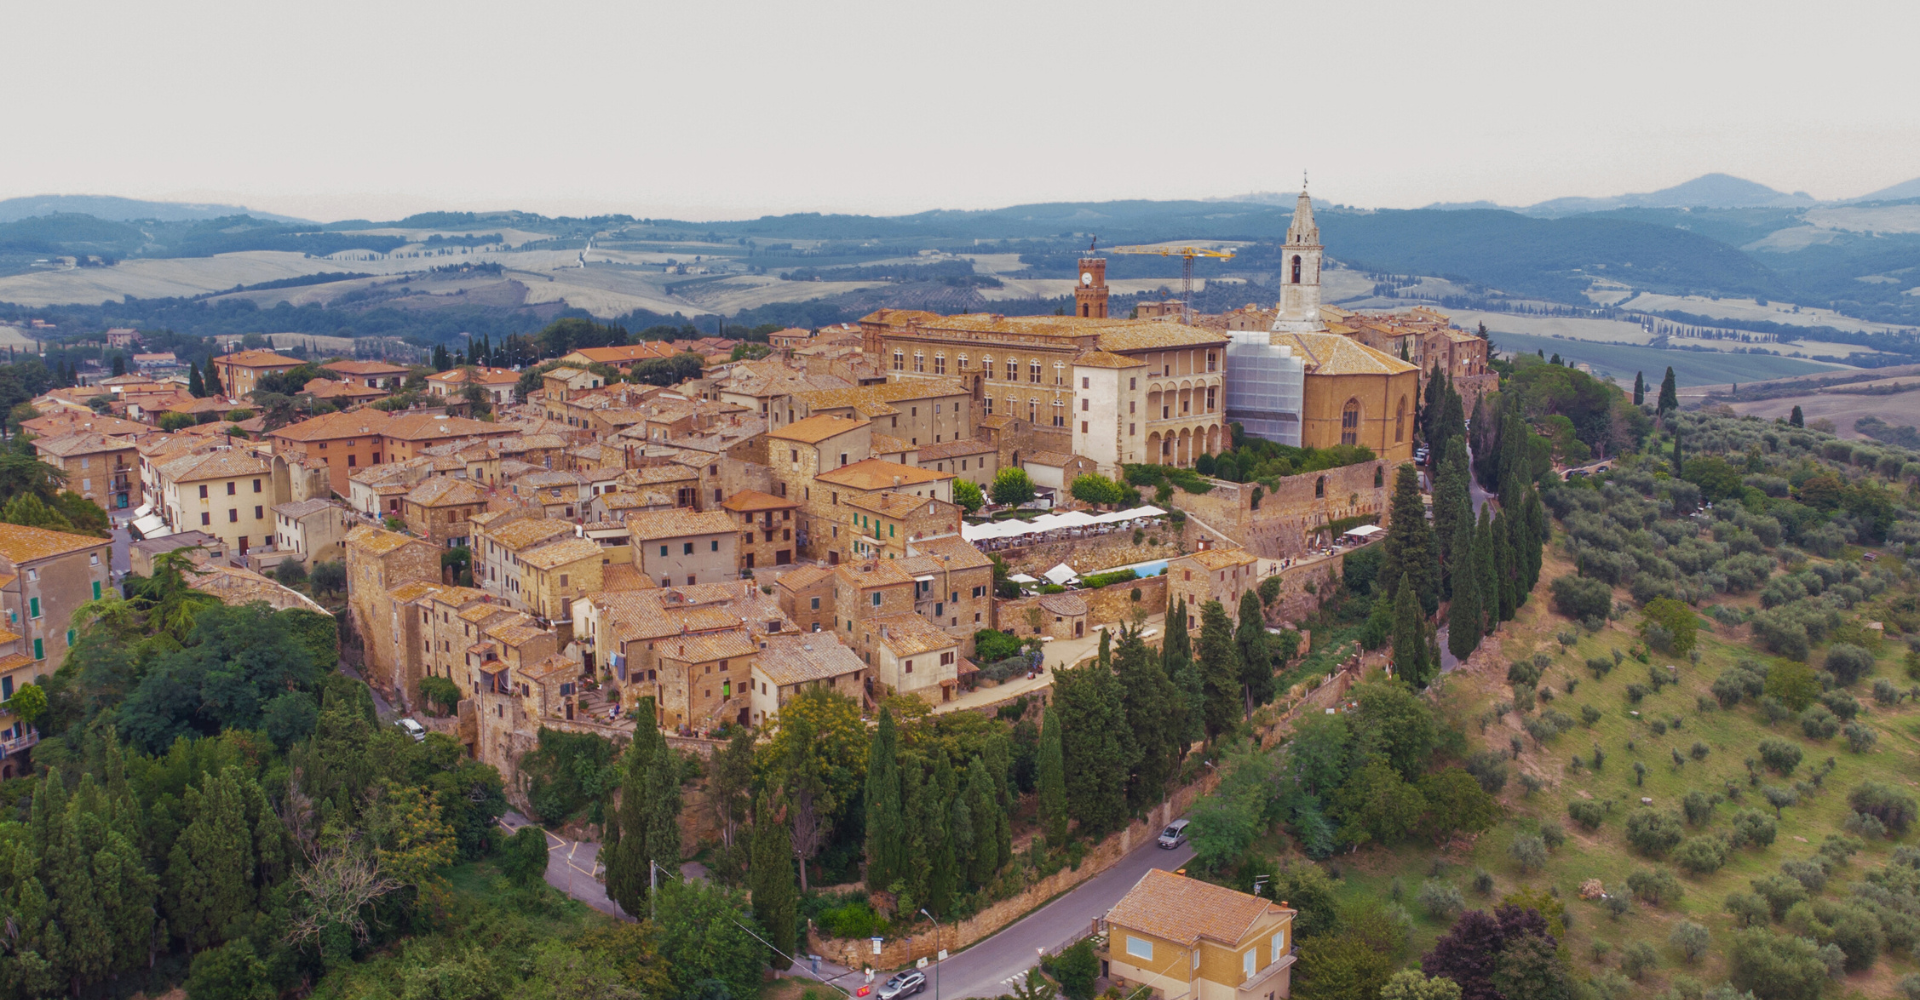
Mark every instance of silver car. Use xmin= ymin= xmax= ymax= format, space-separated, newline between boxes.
xmin=1158 ymin=819 xmax=1190 ymax=849
xmin=397 ymin=718 xmax=427 ymax=742
xmin=878 ymin=971 xmax=926 ymax=999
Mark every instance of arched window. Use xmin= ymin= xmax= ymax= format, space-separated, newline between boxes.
xmin=982 ymin=355 xmax=993 ymax=379
xmin=957 ymin=353 xmax=969 ymax=369
xmin=1029 ymin=359 xmax=1042 ymax=384
xmin=933 ymin=353 xmax=946 ymax=375
xmin=1374 ymin=465 xmax=1384 ymax=488
xmin=1053 ymin=361 xmax=1065 ymax=385
xmin=1292 ymin=254 xmax=1303 ymax=284
xmin=1081 ymin=302 xmax=1090 ymax=317
xmin=913 ymin=351 xmax=925 ymax=373
xmin=893 ymin=350 xmax=905 ymax=371
xmin=1006 ymin=359 xmax=1018 ymax=382
xmin=1341 ymin=398 xmax=1360 ymax=446
xmin=1315 ymin=476 xmax=1326 ymax=498
xmin=1394 ymin=396 xmax=1407 ymax=443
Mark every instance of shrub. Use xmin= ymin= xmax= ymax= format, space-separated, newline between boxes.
xmin=1674 ymin=836 xmax=1729 ymax=876
xmin=1819 ymin=689 xmax=1859 ymax=721
xmin=1799 ymin=705 xmax=1838 ymax=740
xmin=1844 ymin=722 xmax=1878 ymax=754
xmin=1581 ymin=704 xmax=1603 ymax=727
xmin=1621 ymin=941 xmax=1660 ymax=980
xmin=1844 ymin=811 xmax=1889 ymax=838
xmin=1641 ymin=597 xmax=1699 ymax=655
xmin=1824 ymin=643 xmax=1876 ymax=686
xmin=1625 ymin=810 xmax=1685 ymax=858
xmin=1757 ymin=739 xmax=1803 ymax=774
xmin=1670 ymin=921 xmax=1711 ymax=963
xmin=1682 ymin=790 xmax=1715 ymax=826
xmin=1764 ymin=659 xmax=1821 ymax=709
xmin=1586 ymin=655 xmax=1615 ymax=679
xmin=1540 ymin=822 xmax=1566 ymax=850
xmin=1689 ymin=741 xmax=1710 ymax=761
xmin=1510 ymin=835 xmax=1549 ymax=873
xmin=1568 ymin=800 xmax=1607 ymax=831
xmin=1552 ymin=574 xmax=1614 ymax=621
xmin=1472 ymin=869 xmax=1494 ymax=895
xmin=1464 ymin=750 xmax=1508 ymax=794
xmin=1848 ymin=781 xmax=1918 ymax=833
xmin=1417 ymin=879 xmax=1465 ymax=919
xmin=1730 ymin=809 xmax=1777 ymax=848
xmin=1627 ymin=683 xmax=1650 ymax=704
xmin=1873 ymin=677 xmax=1901 ymax=705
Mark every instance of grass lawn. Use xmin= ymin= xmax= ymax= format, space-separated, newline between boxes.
xmin=1316 ymin=544 xmax=1920 ymax=997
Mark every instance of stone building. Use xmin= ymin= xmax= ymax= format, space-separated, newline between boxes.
xmin=400 ymin=476 xmax=489 ymax=548
xmin=0 ymin=523 xmax=113 ymax=674
xmin=272 ymin=498 xmax=350 ymax=566
xmin=211 ymin=349 xmax=303 ymax=400
xmin=747 ymin=633 xmax=868 ymax=727
xmin=343 ymin=525 xmax=440 ymax=699
xmin=33 ymin=432 xmax=139 ymax=510
xmin=1167 ymin=546 xmax=1262 ymax=632
xmin=628 ymin=508 xmax=741 ymax=587
xmin=719 ymin=489 xmax=798 ymax=570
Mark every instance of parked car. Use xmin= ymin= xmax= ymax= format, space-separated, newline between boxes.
xmin=397 ymin=718 xmax=427 ymax=742
xmin=1158 ymin=818 xmax=1190 ymax=849
xmin=878 ymin=971 xmax=927 ymax=999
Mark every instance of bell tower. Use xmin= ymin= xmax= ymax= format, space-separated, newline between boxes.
xmin=1075 ymin=257 xmax=1108 ymax=319
xmin=1270 ymin=183 xmax=1327 ymax=335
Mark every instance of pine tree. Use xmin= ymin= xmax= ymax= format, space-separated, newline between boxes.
xmin=1475 ymin=505 xmax=1499 ymax=637
xmin=188 ymin=361 xmax=206 ymax=398
xmin=1633 ymin=371 xmax=1646 ymax=406
xmin=1657 ymin=366 xmax=1679 ymax=414
xmin=964 ymin=757 xmax=1000 ymax=888
xmin=1113 ymin=627 xmax=1177 ymax=813
xmin=1162 ymin=607 xmax=1203 ymax=748
xmin=166 ymin=768 xmax=256 ymax=950
xmin=1036 ymin=708 xmax=1067 ymax=847
xmin=1671 ymin=429 xmax=1684 ymax=478
xmin=864 ymin=707 xmax=905 ymax=894
xmin=1382 ymin=464 xmax=1439 ymax=615
xmin=1236 ymin=590 xmax=1273 ymax=714
xmin=1197 ymin=600 xmax=1242 ymax=740
xmin=1789 ymin=405 xmax=1804 ymax=428
xmin=748 ymin=794 xmax=797 ymax=968
xmin=1447 ymin=513 xmax=1482 ymax=662
xmin=1391 ymin=572 xmax=1431 ymax=686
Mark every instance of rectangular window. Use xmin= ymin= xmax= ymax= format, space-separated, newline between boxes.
xmin=92 ymin=580 xmax=101 ymax=600
xmin=683 ymin=542 xmax=694 ymax=555
xmin=254 ymin=506 xmax=263 ymax=520
xmin=253 ymin=478 xmax=262 ymax=493
xmin=1271 ymin=932 xmax=1284 ymax=964
xmin=201 ymin=512 xmax=211 ymax=526
xmin=660 ymin=545 xmax=669 ymax=557
xmin=29 ymin=598 xmax=40 ymax=619
xmin=810 ymin=597 xmax=820 ymax=610
xmin=871 ymin=592 xmax=881 ymax=607
xmin=1126 ymin=937 xmax=1153 ymax=961
xmin=227 ymin=482 xmax=236 ymax=495
xmin=711 ymin=540 xmax=720 ymax=552
xmin=33 ymin=638 xmax=43 ymax=660
xmin=199 ymin=485 xmax=209 ymax=499
xmin=1244 ymin=949 xmax=1256 ymax=979
xmin=229 ymin=509 xmax=239 ymax=523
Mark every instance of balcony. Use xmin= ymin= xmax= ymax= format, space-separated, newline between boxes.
xmin=0 ymin=727 xmax=40 ymax=758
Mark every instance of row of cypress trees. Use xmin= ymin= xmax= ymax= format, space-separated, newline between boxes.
xmin=862 ymin=708 xmax=1015 ymax=920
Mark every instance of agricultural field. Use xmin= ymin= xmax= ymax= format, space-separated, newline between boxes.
xmin=1285 ymin=413 xmax=1920 ymax=999
xmin=1489 ymin=331 xmax=1844 ymax=387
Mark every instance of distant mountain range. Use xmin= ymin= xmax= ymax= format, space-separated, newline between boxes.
xmin=0 ymin=194 xmax=310 ymax=225
xmin=1409 ymin=172 xmax=1920 ymax=217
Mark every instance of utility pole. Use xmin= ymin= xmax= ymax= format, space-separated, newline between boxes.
xmin=920 ymin=909 xmax=942 ymax=1000
xmin=651 ymin=858 xmax=659 ymax=923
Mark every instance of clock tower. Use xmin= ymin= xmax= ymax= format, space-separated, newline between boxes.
xmin=1075 ymin=257 xmax=1108 ymax=319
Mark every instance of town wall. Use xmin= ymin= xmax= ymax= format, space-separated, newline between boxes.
xmin=1170 ymin=461 xmax=1394 ymax=560
xmin=996 ymin=533 xmax=1178 ymax=577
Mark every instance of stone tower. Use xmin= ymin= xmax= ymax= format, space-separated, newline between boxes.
xmin=1270 ymin=186 xmax=1326 ymax=335
xmin=1075 ymin=257 xmax=1108 ymax=319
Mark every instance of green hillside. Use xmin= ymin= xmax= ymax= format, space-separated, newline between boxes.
xmin=1486 ymin=331 xmax=1839 ymax=386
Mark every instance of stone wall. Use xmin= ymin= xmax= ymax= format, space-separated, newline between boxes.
xmin=1261 ymin=556 xmax=1347 ymax=626
xmin=1081 ymin=574 xmax=1167 ymax=626
xmin=1169 ymin=461 xmax=1394 ymax=561
xmin=996 ymin=532 xmax=1180 ymax=577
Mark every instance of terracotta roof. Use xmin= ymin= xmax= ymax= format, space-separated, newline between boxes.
xmin=405 ymin=477 xmax=488 ymax=507
xmin=213 ymin=349 xmax=303 ymax=369
xmin=789 ymin=379 xmax=970 ymax=414
xmin=834 ymin=559 xmax=915 ymax=590
xmin=166 ymin=397 xmax=234 ymax=415
xmin=767 ymin=414 xmax=868 ymax=445
xmin=625 ymin=508 xmax=738 ymax=541
xmin=814 ymin=458 xmax=952 ymax=491
xmin=273 ymin=498 xmax=340 ymax=519
xmin=602 ymin=563 xmax=654 ymax=592
xmin=19 ymin=413 xmax=151 ymax=439
xmin=323 ymin=360 xmax=412 ymax=376
xmin=541 ymin=367 xmax=591 ymax=381
xmin=1274 ymin=332 xmax=1418 ymax=376
xmin=1023 ymin=451 xmax=1075 ymax=468
xmin=720 ymin=490 xmax=798 ymax=513
xmin=33 ymin=432 xmax=135 ymax=458
xmin=158 ymin=449 xmax=270 ymax=482
xmin=345 ymin=525 xmax=420 ymax=555
xmin=0 ymin=523 xmax=109 ymax=563
xmin=383 ymin=413 xmax=516 ymax=441
xmin=1037 ymin=593 xmax=1089 ymax=616
xmin=565 ymin=343 xmax=680 ymax=364
xmin=915 ymin=439 xmax=995 ymax=462
xmin=905 ymin=534 xmax=992 ymax=570
xmin=270 ymin=409 xmax=391 ymax=442
xmin=485 ymin=518 xmax=575 ymax=551
xmin=627 ymin=464 xmax=701 ymax=485
xmin=1106 ymin=869 xmax=1290 ymax=948
xmin=519 ymin=537 xmax=604 ymax=570
xmin=868 ymin=612 xmax=955 ymax=657
xmin=520 ymin=654 xmax=578 ymax=682
xmin=755 ymin=634 xmax=866 ymax=686
xmin=1073 ymin=350 xmax=1147 ymax=369
xmin=775 ymin=565 xmax=836 ymax=593
xmin=846 ymin=491 xmax=951 ymax=521
xmin=870 ymin=433 xmax=913 ymax=455
xmin=658 ymin=628 xmax=758 ymax=664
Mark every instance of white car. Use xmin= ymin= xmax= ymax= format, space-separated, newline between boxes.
xmin=1158 ymin=819 xmax=1190 ymax=849
xmin=397 ymin=718 xmax=427 ymax=742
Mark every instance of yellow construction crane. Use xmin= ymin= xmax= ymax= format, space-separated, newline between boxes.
xmin=1104 ymin=244 xmax=1235 ymax=323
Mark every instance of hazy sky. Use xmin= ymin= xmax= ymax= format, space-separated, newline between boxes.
xmin=8 ymin=0 xmax=1918 ymax=222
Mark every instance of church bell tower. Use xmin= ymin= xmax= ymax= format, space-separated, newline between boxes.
xmin=1075 ymin=257 xmax=1108 ymax=319
xmin=1270 ymin=184 xmax=1326 ymax=335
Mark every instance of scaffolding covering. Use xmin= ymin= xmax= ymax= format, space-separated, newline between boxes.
xmin=1224 ymin=331 xmax=1305 ymax=446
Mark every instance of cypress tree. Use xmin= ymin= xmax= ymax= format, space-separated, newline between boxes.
xmin=1447 ymin=514 xmax=1482 ymax=662
xmin=166 ymin=768 xmax=256 ymax=950
xmin=1432 ymin=438 xmax=1472 ymax=591
xmin=948 ymin=768 xmax=976 ymax=890
xmin=749 ymin=795 xmax=797 ymax=968
xmin=1521 ymin=489 xmax=1547 ymax=593
xmin=1036 ymin=706 xmax=1067 ymax=847
xmin=1382 ymin=464 xmax=1439 ymax=614
xmin=1391 ymin=572 xmax=1431 ymax=686
xmin=1422 ymin=361 xmax=1446 ymax=446
xmin=1476 ymin=506 xmax=1499 ymax=637
xmin=645 ymin=737 xmax=683 ymax=880
xmin=898 ymin=754 xmax=931 ymax=906
xmin=1235 ymin=590 xmax=1273 ymax=714
xmin=1633 ymin=371 xmax=1646 ymax=406
xmin=1657 ymin=366 xmax=1679 ymax=414
xmin=1790 ymin=405 xmax=1804 ymax=428
xmin=864 ymin=707 xmax=905 ymax=894
xmin=925 ymin=755 xmax=957 ymax=916
xmin=1113 ymin=627 xmax=1177 ymax=813
xmin=35 ymin=771 xmax=112 ymax=993
xmin=1671 ymin=429 xmax=1684 ymax=478
xmin=1162 ymin=608 xmax=1203 ymax=748
xmin=188 ymin=362 xmax=206 ymax=398
xmin=605 ymin=703 xmax=662 ymax=916
xmin=1197 ymin=599 xmax=1242 ymax=740
xmin=205 ymin=360 xmax=225 ymax=398
xmin=1495 ymin=510 xmax=1519 ymax=622
xmin=1054 ymin=658 xmax=1135 ymax=834
xmin=964 ymin=757 xmax=1000 ymax=888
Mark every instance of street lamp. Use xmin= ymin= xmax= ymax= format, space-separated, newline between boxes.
xmin=920 ymin=909 xmax=942 ymax=1000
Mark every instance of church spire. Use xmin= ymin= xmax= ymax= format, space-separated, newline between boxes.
xmin=1270 ymin=178 xmax=1327 ymax=336
xmin=1286 ymin=185 xmax=1320 ymax=247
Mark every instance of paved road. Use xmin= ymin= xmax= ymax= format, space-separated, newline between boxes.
xmin=931 ymin=837 xmax=1196 ymax=999
xmin=501 ymin=809 xmax=625 ymax=917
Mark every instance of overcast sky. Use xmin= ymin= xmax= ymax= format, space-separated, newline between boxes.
xmin=7 ymin=0 xmax=1917 ymax=223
